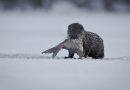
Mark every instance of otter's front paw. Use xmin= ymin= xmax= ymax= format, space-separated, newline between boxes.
xmin=64 ymin=57 xmax=76 ymax=59
xmin=64 ymin=57 xmax=70 ymax=59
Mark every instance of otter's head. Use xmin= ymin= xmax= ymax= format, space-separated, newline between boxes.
xmin=67 ymin=23 xmax=85 ymax=39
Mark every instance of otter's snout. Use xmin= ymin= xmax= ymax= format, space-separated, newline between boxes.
xmin=69 ymin=34 xmax=78 ymax=39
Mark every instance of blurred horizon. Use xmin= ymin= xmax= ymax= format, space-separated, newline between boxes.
xmin=0 ymin=0 xmax=130 ymax=13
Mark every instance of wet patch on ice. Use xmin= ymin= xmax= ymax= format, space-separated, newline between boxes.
xmin=0 ymin=53 xmax=130 ymax=60
xmin=0 ymin=53 xmax=52 ymax=59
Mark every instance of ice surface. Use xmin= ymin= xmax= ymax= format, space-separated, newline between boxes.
xmin=0 ymin=8 xmax=130 ymax=90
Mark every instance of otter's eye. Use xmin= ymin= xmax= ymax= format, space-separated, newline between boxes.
xmin=70 ymin=27 xmax=73 ymax=30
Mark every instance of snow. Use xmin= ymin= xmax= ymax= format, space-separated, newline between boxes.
xmin=0 ymin=8 xmax=130 ymax=90
xmin=0 ymin=59 xmax=130 ymax=90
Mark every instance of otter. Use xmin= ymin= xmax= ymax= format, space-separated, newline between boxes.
xmin=66 ymin=23 xmax=104 ymax=59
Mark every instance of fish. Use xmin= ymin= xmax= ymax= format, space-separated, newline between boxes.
xmin=42 ymin=39 xmax=84 ymax=59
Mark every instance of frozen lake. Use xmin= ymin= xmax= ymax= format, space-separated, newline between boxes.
xmin=0 ymin=10 xmax=130 ymax=90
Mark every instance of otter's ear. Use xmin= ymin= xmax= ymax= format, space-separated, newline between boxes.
xmin=81 ymin=26 xmax=84 ymax=30
xmin=68 ymin=25 xmax=70 ymax=30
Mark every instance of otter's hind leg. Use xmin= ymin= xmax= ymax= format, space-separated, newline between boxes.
xmin=94 ymin=46 xmax=104 ymax=59
xmin=88 ymin=49 xmax=104 ymax=59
